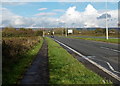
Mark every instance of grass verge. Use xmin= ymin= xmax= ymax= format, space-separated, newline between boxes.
xmin=3 ymin=37 xmax=43 ymax=85
xmin=68 ymin=37 xmax=120 ymax=44
xmin=46 ymin=37 xmax=112 ymax=84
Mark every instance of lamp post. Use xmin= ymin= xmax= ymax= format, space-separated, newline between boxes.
xmin=106 ymin=0 xmax=109 ymax=40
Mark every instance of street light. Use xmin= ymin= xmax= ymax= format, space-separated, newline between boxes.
xmin=106 ymin=0 xmax=109 ymax=40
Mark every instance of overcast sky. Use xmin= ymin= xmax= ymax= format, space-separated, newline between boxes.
xmin=0 ymin=2 xmax=118 ymax=28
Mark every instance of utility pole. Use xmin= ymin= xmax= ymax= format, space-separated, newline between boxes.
xmin=106 ymin=0 xmax=108 ymax=40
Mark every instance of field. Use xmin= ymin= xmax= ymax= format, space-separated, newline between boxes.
xmin=2 ymin=36 xmax=43 ymax=84
xmin=46 ymin=37 xmax=112 ymax=84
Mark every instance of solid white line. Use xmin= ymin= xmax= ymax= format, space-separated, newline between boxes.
xmin=54 ymin=39 xmax=120 ymax=82
xmin=101 ymin=47 xmax=120 ymax=53
xmin=106 ymin=62 xmax=120 ymax=74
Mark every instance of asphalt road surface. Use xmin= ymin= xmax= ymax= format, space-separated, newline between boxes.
xmin=53 ymin=36 xmax=120 ymax=77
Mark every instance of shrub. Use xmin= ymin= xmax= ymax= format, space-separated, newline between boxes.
xmin=2 ymin=36 xmax=41 ymax=63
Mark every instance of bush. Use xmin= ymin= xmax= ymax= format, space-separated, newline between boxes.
xmin=2 ymin=36 xmax=41 ymax=63
xmin=2 ymin=36 xmax=43 ymax=85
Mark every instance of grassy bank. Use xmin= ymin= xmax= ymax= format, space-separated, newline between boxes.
xmin=68 ymin=37 xmax=120 ymax=44
xmin=69 ymin=34 xmax=119 ymax=37
xmin=46 ymin=37 xmax=112 ymax=84
xmin=3 ymin=37 xmax=43 ymax=85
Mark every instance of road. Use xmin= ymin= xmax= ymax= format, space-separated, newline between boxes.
xmin=53 ymin=36 xmax=120 ymax=78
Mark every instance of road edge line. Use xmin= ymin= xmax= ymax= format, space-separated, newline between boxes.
xmin=54 ymin=39 xmax=120 ymax=82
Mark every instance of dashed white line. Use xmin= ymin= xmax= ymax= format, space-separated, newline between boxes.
xmin=101 ymin=47 xmax=120 ymax=53
xmin=54 ymin=39 xmax=120 ymax=82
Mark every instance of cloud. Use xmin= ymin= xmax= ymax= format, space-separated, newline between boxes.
xmin=1 ymin=4 xmax=118 ymax=28
xmin=97 ymin=13 xmax=111 ymax=19
xmin=84 ymin=4 xmax=98 ymax=15
xmin=35 ymin=12 xmax=57 ymax=16
xmin=1 ymin=7 xmax=58 ymax=28
xmin=1 ymin=8 xmax=33 ymax=27
xmin=59 ymin=4 xmax=118 ymax=28
xmin=38 ymin=8 xmax=48 ymax=11
xmin=53 ymin=9 xmax=65 ymax=12
xmin=59 ymin=4 xmax=99 ymax=28
xmin=2 ymin=2 xmax=28 ymax=5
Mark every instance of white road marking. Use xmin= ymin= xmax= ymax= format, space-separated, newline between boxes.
xmin=54 ymin=39 xmax=120 ymax=81
xmin=86 ymin=56 xmax=96 ymax=58
xmin=107 ymin=62 xmax=115 ymax=71
xmin=106 ymin=62 xmax=120 ymax=74
xmin=89 ymin=57 xmax=120 ymax=74
xmin=101 ymin=47 xmax=120 ymax=53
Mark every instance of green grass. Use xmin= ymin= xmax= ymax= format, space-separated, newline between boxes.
xmin=3 ymin=37 xmax=43 ymax=85
xmin=67 ymin=36 xmax=120 ymax=44
xmin=46 ymin=37 xmax=112 ymax=84
xmin=71 ymin=34 xmax=119 ymax=37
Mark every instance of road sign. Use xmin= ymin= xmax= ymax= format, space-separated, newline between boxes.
xmin=68 ymin=29 xmax=73 ymax=34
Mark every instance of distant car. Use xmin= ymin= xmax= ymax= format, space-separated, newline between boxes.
xmin=51 ymin=35 xmax=54 ymax=38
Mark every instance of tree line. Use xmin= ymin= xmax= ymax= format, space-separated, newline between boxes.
xmin=2 ymin=27 xmax=43 ymax=37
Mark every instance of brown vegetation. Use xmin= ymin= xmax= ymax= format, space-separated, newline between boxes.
xmin=2 ymin=37 xmax=41 ymax=62
xmin=2 ymin=27 xmax=43 ymax=37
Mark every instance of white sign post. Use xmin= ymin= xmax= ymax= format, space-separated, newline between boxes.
xmin=43 ymin=30 xmax=45 ymax=37
xmin=68 ymin=29 xmax=73 ymax=34
xmin=53 ymin=31 xmax=54 ymax=35
xmin=66 ymin=29 xmax=67 ymax=37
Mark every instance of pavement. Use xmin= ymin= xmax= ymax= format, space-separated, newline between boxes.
xmin=53 ymin=36 xmax=120 ymax=78
xmin=21 ymin=39 xmax=49 ymax=85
